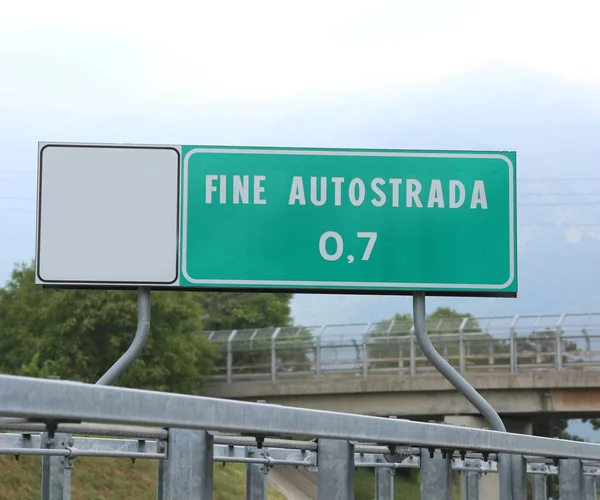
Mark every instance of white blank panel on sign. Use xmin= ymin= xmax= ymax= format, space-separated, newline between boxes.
xmin=37 ymin=145 xmax=179 ymax=284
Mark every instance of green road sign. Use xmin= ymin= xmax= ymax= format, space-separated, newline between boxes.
xmin=36 ymin=143 xmax=516 ymax=297
xmin=180 ymin=146 xmax=516 ymax=297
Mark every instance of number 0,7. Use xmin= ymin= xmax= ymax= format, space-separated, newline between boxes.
xmin=319 ymin=231 xmax=378 ymax=261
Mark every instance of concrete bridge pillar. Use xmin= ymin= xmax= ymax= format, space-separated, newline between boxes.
xmin=444 ymin=415 xmax=532 ymax=500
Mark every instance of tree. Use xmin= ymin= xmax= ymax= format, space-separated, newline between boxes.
xmin=196 ymin=292 xmax=293 ymax=331
xmin=582 ymin=417 xmax=600 ymax=432
xmin=0 ymin=261 xmax=218 ymax=393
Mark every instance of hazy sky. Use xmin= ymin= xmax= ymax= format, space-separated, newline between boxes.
xmin=2 ymin=0 xmax=600 ymax=326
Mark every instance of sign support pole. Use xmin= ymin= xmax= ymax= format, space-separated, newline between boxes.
xmin=412 ymin=292 xmax=512 ymax=500
xmin=96 ymin=287 xmax=151 ymax=385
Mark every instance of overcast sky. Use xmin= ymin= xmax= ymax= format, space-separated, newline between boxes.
xmin=2 ymin=0 xmax=600 ymax=327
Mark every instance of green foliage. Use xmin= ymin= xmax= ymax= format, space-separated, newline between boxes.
xmin=532 ymin=418 xmax=583 ymax=442
xmin=0 ymin=261 xmax=217 ymax=393
xmin=0 ymin=455 xmax=288 ymax=500
xmin=197 ymin=292 xmax=293 ymax=331
xmin=582 ymin=417 xmax=600 ymax=432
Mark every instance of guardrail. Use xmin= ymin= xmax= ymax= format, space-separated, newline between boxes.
xmin=201 ymin=313 xmax=600 ymax=382
xmin=0 ymin=374 xmax=597 ymax=499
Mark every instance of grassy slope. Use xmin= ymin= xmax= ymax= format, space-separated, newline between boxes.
xmin=0 ymin=456 xmax=459 ymax=499
xmin=0 ymin=456 xmax=286 ymax=500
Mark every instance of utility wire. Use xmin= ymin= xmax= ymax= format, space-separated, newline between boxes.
xmin=4 ymin=170 xmax=600 ymax=181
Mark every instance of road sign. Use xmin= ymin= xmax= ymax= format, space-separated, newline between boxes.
xmin=36 ymin=143 xmax=517 ymax=297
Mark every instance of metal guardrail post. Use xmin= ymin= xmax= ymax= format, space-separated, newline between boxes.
xmin=531 ymin=473 xmax=547 ymax=500
xmin=245 ymin=447 xmax=268 ymax=500
xmin=559 ymin=459 xmax=584 ymax=499
xmin=463 ymin=458 xmax=481 ymax=500
xmin=157 ymin=429 xmax=213 ymax=500
xmin=317 ymin=439 xmax=354 ymax=499
xmin=510 ymin=454 xmax=527 ymax=500
xmin=465 ymin=470 xmax=480 ymax=500
xmin=420 ymin=449 xmax=451 ymax=500
xmin=41 ymin=432 xmax=72 ymax=500
xmin=96 ymin=287 xmax=151 ymax=386
xmin=584 ymin=473 xmax=597 ymax=499
xmin=271 ymin=327 xmax=281 ymax=383
xmin=374 ymin=455 xmax=394 ymax=500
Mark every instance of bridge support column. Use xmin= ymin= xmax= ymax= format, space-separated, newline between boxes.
xmin=444 ymin=415 xmax=533 ymax=500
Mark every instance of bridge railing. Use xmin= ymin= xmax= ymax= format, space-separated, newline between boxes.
xmin=202 ymin=313 xmax=600 ymax=383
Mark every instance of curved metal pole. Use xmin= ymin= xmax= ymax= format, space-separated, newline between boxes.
xmin=96 ymin=287 xmax=151 ymax=386
xmin=412 ymin=292 xmax=512 ymax=500
xmin=412 ymin=292 xmax=505 ymax=431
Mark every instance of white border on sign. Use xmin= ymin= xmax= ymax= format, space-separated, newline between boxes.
xmin=181 ymin=149 xmax=515 ymax=290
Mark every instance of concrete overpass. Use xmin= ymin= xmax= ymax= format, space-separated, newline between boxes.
xmin=202 ymin=312 xmax=600 ymax=419
xmin=202 ymin=313 xmax=600 ymax=500
xmin=206 ymin=370 xmax=600 ymax=418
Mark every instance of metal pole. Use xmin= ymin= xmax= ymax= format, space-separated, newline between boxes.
xmin=412 ymin=292 xmax=512 ymax=500
xmin=246 ymin=447 xmax=268 ymax=500
xmin=270 ymin=327 xmax=281 ymax=383
xmin=374 ymin=455 xmax=394 ymax=500
xmin=409 ymin=325 xmax=416 ymax=375
xmin=458 ymin=317 xmax=469 ymax=374
xmin=465 ymin=471 xmax=480 ymax=500
xmin=96 ymin=287 xmax=151 ymax=385
xmin=510 ymin=454 xmax=527 ymax=500
xmin=555 ymin=314 xmax=565 ymax=371
xmin=315 ymin=325 xmax=325 ymax=379
xmin=584 ymin=474 xmax=597 ymax=500
xmin=317 ymin=439 xmax=354 ymax=499
xmin=531 ymin=473 xmax=547 ymax=500
xmin=41 ymin=432 xmax=72 ymax=500
xmin=509 ymin=316 xmax=518 ymax=373
xmin=420 ymin=449 xmax=451 ymax=500
xmin=157 ymin=429 xmax=214 ymax=500
xmin=559 ymin=459 xmax=584 ymax=499
xmin=226 ymin=330 xmax=238 ymax=383
xmin=362 ymin=323 xmax=371 ymax=378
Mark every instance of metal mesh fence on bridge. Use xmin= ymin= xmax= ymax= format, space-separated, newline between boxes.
xmin=200 ymin=313 xmax=600 ymax=382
